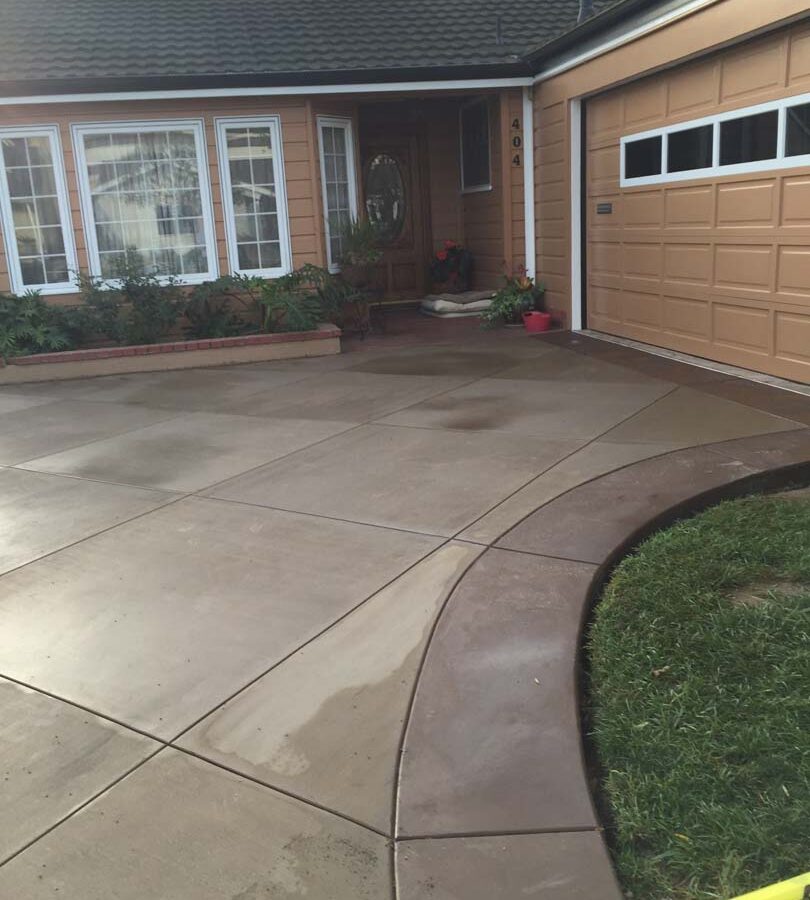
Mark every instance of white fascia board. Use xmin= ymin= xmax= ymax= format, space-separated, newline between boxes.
xmin=0 ymin=77 xmax=533 ymax=107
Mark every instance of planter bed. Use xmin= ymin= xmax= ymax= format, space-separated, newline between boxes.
xmin=0 ymin=324 xmax=341 ymax=384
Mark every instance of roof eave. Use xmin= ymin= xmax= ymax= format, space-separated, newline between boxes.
xmin=0 ymin=59 xmax=534 ymax=101
xmin=523 ymin=0 xmax=658 ymax=69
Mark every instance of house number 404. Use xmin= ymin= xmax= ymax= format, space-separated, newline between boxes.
xmin=512 ymin=118 xmax=522 ymax=167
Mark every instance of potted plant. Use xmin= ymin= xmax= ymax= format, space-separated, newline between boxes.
xmin=430 ymin=240 xmax=473 ymax=293
xmin=481 ymin=268 xmax=548 ymax=329
xmin=515 ymin=269 xmax=551 ymax=333
xmin=338 ymin=218 xmax=383 ymax=292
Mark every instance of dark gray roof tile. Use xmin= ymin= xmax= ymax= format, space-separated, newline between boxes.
xmin=0 ymin=0 xmax=621 ymax=89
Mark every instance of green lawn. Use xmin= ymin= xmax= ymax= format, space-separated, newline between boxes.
xmin=587 ymin=493 xmax=810 ymax=900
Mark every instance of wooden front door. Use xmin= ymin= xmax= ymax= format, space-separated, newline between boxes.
xmin=361 ymin=123 xmax=430 ymax=300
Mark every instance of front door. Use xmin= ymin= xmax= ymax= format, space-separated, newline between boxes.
xmin=361 ymin=121 xmax=430 ymax=300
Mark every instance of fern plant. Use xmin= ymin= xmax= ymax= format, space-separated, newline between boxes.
xmin=0 ymin=291 xmax=73 ymax=358
xmin=259 ymin=266 xmax=327 ymax=332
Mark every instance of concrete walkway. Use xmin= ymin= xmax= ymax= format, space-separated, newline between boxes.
xmin=0 ymin=319 xmax=808 ymax=898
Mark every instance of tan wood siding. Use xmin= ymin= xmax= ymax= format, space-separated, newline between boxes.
xmin=462 ymin=94 xmax=504 ymax=290
xmin=426 ymin=100 xmax=464 ymax=253
xmin=535 ymin=98 xmax=570 ymax=323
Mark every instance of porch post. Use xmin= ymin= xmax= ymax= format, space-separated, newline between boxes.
xmin=522 ymin=86 xmax=536 ymax=280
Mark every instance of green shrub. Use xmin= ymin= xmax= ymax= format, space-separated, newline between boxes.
xmin=71 ymin=253 xmax=185 ymax=346
xmin=183 ymin=274 xmax=263 ymax=339
xmin=258 ymin=264 xmax=340 ymax=332
xmin=0 ymin=291 xmax=74 ymax=358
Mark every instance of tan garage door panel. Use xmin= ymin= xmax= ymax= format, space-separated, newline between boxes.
xmin=585 ymin=23 xmax=810 ymax=383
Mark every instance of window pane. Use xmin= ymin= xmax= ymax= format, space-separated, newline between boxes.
xmin=36 ymin=196 xmax=61 ymax=226
xmin=31 ymin=166 xmax=57 ymax=195
xmin=234 ymin=215 xmax=257 ymax=242
xmin=26 ymin=136 xmax=52 ymax=166
xmin=720 ymin=110 xmax=778 ymax=165
xmin=40 ymin=226 xmax=65 ymax=255
xmin=20 ymin=257 xmax=45 ymax=284
xmin=257 ymin=188 xmax=277 ymax=214
xmin=259 ymin=242 xmax=281 ymax=269
xmin=2 ymin=137 xmax=28 ymax=167
xmin=251 ymin=156 xmax=274 ymax=186
xmin=625 ymin=135 xmax=662 ymax=178
xmin=667 ymin=124 xmax=713 ymax=173
xmin=461 ymin=100 xmax=490 ymax=189
xmin=257 ymin=214 xmax=279 ymax=242
xmin=11 ymin=199 xmax=36 ymax=229
xmin=44 ymin=255 xmax=69 ymax=283
xmin=6 ymin=168 xmax=33 ymax=198
xmin=80 ymin=126 xmax=210 ymax=279
xmin=786 ymin=102 xmax=810 ymax=157
xmin=15 ymin=227 xmax=40 ymax=255
xmin=237 ymin=243 xmax=260 ymax=269
xmin=1 ymin=132 xmax=72 ymax=288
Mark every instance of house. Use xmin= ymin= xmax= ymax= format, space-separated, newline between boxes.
xmin=0 ymin=0 xmax=808 ymax=383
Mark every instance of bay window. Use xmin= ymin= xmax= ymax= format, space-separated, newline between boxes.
xmin=72 ymin=120 xmax=217 ymax=283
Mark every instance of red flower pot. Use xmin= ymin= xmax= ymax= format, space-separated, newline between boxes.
xmin=522 ymin=311 xmax=552 ymax=333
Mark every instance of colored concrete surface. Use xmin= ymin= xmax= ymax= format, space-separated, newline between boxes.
xmin=398 ymin=549 xmax=598 ymax=837
xmin=0 ymin=678 xmax=158 ymax=863
xmin=0 ymin=467 xmax=173 ymax=575
xmin=0 ymin=400 xmax=175 ymax=465
xmin=378 ymin=376 xmax=673 ymax=439
xmin=498 ymin=446 xmax=764 ymax=564
xmin=0 ymin=321 xmax=807 ymax=899
xmin=19 ymin=411 xmax=353 ymax=492
xmin=396 ymin=832 xmax=623 ymax=900
xmin=180 ymin=541 xmax=482 ymax=832
xmin=208 ymin=423 xmax=583 ymax=536
xmin=602 ymin=386 xmax=800 ymax=448
xmin=458 ymin=439 xmax=679 ymax=545
xmin=0 ymin=497 xmax=440 ymax=737
xmin=0 ymin=750 xmax=390 ymax=899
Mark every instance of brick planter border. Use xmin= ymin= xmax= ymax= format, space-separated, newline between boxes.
xmin=0 ymin=324 xmax=341 ymax=383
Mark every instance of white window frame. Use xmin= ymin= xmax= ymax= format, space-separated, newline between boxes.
xmin=0 ymin=125 xmax=78 ymax=295
xmin=620 ymin=90 xmax=810 ymax=187
xmin=460 ymin=98 xmax=492 ymax=194
xmin=71 ymin=118 xmax=219 ymax=285
xmin=215 ymin=115 xmax=292 ymax=278
xmin=316 ymin=115 xmax=359 ymax=274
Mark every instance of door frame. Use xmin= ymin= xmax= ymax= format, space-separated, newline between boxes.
xmin=570 ymin=96 xmax=586 ymax=331
xmin=359 ymin=112 xmax=433 ymax=301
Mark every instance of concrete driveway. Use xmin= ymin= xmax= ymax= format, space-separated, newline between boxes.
xmin=0 ymin=322 xmax=808 ymax=898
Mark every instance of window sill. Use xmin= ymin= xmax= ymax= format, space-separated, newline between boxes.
xmin=461 ymin=183 xmax=493 ymax=194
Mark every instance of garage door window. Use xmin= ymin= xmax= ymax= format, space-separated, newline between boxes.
xmin=624 ymin=135 xmax=662 ymax=178
xmin=786 ymin=102 xmax=810 ymax=157
xmin=621 ymin=90 xmax=810 ymax=186
xmin=720 ymin=110 xmax=778 ymax=165
xmin=668 ymin=124 xmax=713 ymax=173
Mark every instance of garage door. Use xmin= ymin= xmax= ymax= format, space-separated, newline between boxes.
xmin=585 ymin=25 xmax=810 ymax=384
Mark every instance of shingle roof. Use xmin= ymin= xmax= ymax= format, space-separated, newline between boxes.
xmin=0 ymin=0 xmax=624 ymax=92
